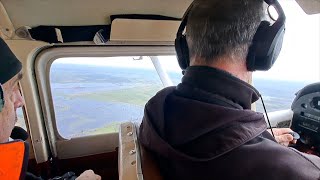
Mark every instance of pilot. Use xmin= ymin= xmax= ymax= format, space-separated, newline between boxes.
xmin=0 ymin=38 xmax=101 ymax=180
xmin=139 ymin=0 xmax=320 ymax=179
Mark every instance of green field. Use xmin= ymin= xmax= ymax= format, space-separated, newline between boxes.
xmin=71 ymin=85 xmax=162 ymax=107
xmin=88 ymin=122 xmax=121 ymax=135
xmin=61 ymin=85 xmax=162 ymax=136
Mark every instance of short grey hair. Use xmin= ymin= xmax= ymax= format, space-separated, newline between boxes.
xmin=186 ymin=0 xmax=265 ymax=64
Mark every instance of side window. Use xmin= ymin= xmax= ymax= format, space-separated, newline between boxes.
xmin=16 ymin=84 xmax=27 ymax=130
xmin=253 ymin=0 xmax=320 ymax=112
xmin=50 ymin=57 xmax=164 ymax=139
xmin=16 ymin=108 xmax=27 ymax=130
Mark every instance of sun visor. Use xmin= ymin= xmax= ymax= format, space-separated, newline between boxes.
xmin=110 ymin=19 xmax=181 ymax=43
xmin=295 ymin=0 xmax=320 ymax=15
xmin=28 ymin=25 xmax=111 ymax=43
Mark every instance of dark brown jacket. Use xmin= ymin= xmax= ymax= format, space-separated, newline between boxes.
xmin=139 ymin=66 xmax=320 ymax=180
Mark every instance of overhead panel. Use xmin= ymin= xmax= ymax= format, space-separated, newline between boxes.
xmin=1 ymin=0 xmax=192 ymax=28
xmin=0 ymin=1 xmax=15 ymax=39
xmin=295 ymin=0 xmax=320 ymax=14
xmin=110 ymin=19 xmax=180 ymax=42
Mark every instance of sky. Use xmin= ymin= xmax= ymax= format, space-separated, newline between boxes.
xmin=56 ymin=0 xmax=320 ymax=83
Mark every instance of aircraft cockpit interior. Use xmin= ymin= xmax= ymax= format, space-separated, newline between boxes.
xmin=0 ymin=0 xmax=319 ymax=179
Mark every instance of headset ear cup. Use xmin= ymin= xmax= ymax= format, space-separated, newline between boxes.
xmin=270 ymin=25 xmax=285 ymax=64
xmin=175 ymin=35 xmax=190 ymax=70
xmin=246 ymin=21 xmax=271 ymax=71
xmin=246 ymin=48 xmax=256 ymax=71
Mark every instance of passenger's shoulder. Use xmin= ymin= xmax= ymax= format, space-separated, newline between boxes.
xmin=288 ymin=147 xmax=320 ymax=170
xmin=157 ymin=86 xmax=176 ymax=95
xmin=269 ymin=147 xmax=320 ymax=179
xmin=146 ymin=86 xmax=176 ymax=105
xmin=241 ymin=137 xmax=320 ymax=178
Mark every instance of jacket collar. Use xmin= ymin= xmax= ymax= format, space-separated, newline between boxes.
xmin=182 ymin=66 xmax=260 ymax=109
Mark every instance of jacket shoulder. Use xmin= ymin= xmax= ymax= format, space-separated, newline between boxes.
xmin=238 ymin=136 xmax=320 ymax=179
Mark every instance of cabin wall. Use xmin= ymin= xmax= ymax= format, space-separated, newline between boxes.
xmin=0 ymin=1 xmax=14 ymax=39
xmin=5 ymin=39 xmax=50 ymax=163
xmin=1 ymin=0 xmax=49 ymax=164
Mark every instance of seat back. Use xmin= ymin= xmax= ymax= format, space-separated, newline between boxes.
xmin=118 ymin=122 xmax=142 ymax=180
xmin=118 ymin=122 xmax=163 ymax=180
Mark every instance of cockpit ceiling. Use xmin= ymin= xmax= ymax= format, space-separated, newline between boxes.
xmin=1 ymin=0 xmax=319 ymax=29
xmin=295 ymin=0 xmax=320 ymax=15
xmin=0 ymin=0 xmax=192 ymax=29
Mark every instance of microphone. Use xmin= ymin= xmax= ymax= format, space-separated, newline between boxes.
xmin=10 ymin=126 xmax=29 ymax=141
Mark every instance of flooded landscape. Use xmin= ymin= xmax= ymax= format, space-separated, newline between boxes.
xmin=49 ymin=63 xmax=309 ymax=138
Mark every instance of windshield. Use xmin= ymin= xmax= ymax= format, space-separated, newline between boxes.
xmin=253 ymin=0 xmax=320 ymax=112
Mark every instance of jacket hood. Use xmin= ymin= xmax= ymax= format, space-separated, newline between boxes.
xmin=139 ymin=66 xmax=267 ymax=162
xmin=140 ymin=87 xmax=267 ymax=162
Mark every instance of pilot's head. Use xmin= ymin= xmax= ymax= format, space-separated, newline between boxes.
xmin=186 ymin=0 xmax=265 ymax=81
xmin=0 ymin=38 xmax=25 ymax=143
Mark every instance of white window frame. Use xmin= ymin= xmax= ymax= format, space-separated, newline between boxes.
xmin=35 ymin=45 xmax=176 ymax=159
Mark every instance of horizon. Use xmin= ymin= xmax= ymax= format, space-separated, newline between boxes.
xmin=54 ymin=56 xmax=318 ymax=83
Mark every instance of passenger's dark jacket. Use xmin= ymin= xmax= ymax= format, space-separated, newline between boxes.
xmin=139 ymin=66 xmax=320 ymax=180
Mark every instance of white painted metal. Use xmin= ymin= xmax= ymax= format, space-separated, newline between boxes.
xmin=150 ymin=56 xmax=173 ymax=87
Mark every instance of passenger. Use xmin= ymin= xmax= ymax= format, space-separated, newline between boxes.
xmin=0 ymin=38 xmax=101 ymax=180
xmin=139 ymin=0 xmax=320 ymax=179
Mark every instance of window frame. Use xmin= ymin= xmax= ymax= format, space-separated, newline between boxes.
xmin=16 ymin=82 xmax=29 ymax=131
xmin=35 ymin=45 xmax=176 ymax=158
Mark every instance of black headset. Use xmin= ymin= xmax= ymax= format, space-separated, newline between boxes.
xmin=0 ymin=84 xmax=4 ymax=112
xmin=175 ymin=0 xmax=286 ymax=71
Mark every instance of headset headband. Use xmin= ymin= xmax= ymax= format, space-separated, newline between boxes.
xmin=265 ymin=0 xmax=286 ymax=30
xmin=178 ymin=0 xmax=286 ymax=34
xmin=176 ymin=2 xmax=195 ymax=38
xmin=175 ymin=0 xmax=286 ymax=71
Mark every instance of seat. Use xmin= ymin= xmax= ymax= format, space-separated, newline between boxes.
xmin=118 ymin=122 xmax=163 ymax=180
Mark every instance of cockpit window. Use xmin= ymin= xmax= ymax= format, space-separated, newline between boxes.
xmin=16 ymin=107 xmax=27 ymax=130
xmin=50 ymin=57 xmax=164 ymax=138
